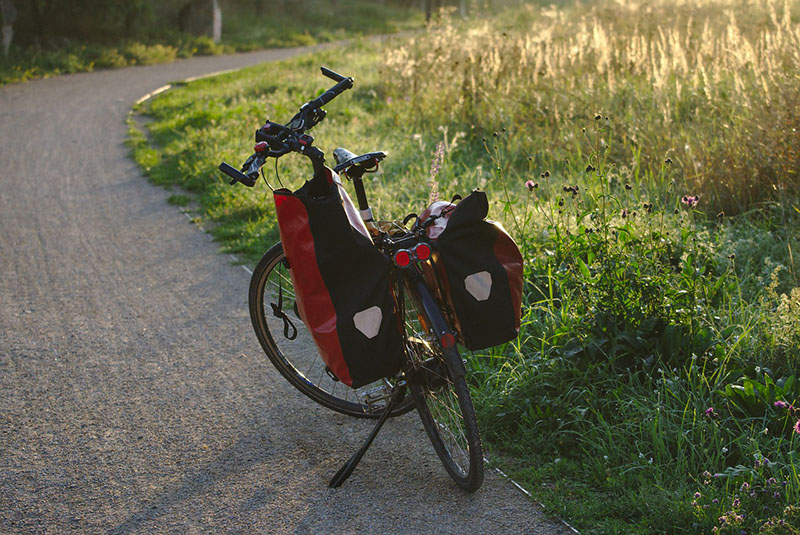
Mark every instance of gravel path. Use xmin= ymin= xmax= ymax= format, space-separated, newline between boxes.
xmin=0 ymin=46 xmax=574 ymax=534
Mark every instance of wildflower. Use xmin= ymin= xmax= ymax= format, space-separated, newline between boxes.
xmin=695 ymin=492 xmax=702 ymax=499
xmin=794 ymin=419 xmax=800 ymax=434
xmin=621 ymin=209 xmax=629 ymax=219
xmin=681 ymin=194 xmax=700 ymax=207
xmin=595 ymin=114 xmax=602 ymax=120
xmin=386 ymin=97 xmax=393 ymax=105
xmin=728 ymin=254 xmax=736 ymax=260
xmin=665 ymin=157 xmax=673 ymax=164
xmin=713 ymin=499 xmax=720 ymax=504
xmin=525 ymin=180 xmax=538 ymax=192
xmin=717 ymin=211 xmax=725 ymax=218
xmin=625 ymin=184 xmax=632 ymax=190
xmin=585 ymin=164 xmax=595 ymax=173
xmin=774 ymin=400 xmax=789 ymax=409
xmin=741 ymin=482 xmax=750 ymax=492
xmin=643 ymin=202 xmax=653 ymax=213
xmin=428 ymin=141 xmax=444 ymax=204
xmin=733 ymin=497 xmax=740 ymax=508
xmin=705 ymin=407 xmax=716 ymax=418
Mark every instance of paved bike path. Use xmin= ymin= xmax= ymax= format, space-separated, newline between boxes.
xmin=0 ymin=46 xmax=573 ymax=534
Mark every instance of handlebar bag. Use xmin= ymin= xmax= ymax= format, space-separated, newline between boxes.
xmin=419 ymin=191 xmax=523 ymax=350
xmin=273 ymin=169 xmax=404 ymax=389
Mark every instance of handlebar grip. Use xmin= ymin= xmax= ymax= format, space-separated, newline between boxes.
xmin=218 ymin=162 xmax=256 ymax=187
xmin=307 ymin=77 xmax=354 ymax=110
xmin=321 ymin=66 xmax=346 ymax=82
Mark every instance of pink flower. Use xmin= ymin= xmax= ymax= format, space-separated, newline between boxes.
xmin=705 ymin=407 xmax=716 ymax=418
xmin=525 ymin=180 xmax=538 ymax=192
xmin=794 ymin=419 xmax=800 ymax=434
xmin=681 ymin=195 xmax=700 ymax=207
xmin=774 ymin=400 xmax=789 ymax=409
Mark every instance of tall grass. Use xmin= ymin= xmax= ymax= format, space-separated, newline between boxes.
xmin=381 ymin=0 xmax=800 ymax=215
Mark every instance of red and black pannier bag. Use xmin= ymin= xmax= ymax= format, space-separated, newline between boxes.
xmin=419 ymin=190 xmax=523 ymax=350
xmin=273 ymin=170 xmax=404 ymax=388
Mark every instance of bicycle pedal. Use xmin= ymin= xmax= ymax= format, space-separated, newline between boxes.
xmin=359 ymin=384 xmax=392 ymax=413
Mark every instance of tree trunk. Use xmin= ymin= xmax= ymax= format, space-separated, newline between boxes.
xmin=0 ymin=0 xmax=17 ymax=56
xmin=211 ymin=0 xmax=221 ymax=43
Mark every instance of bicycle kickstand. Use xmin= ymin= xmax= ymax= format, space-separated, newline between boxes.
xmin=328 ymin=382 xmax=407 ymax=488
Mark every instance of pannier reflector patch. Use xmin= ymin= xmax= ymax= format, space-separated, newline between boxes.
xmin=353 ymin=306 xmax=383 ymax=339
xmin=464 ymin=271 xmax=492 ymax=301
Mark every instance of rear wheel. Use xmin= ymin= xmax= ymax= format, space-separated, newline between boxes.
xmin=403 ymin=279 xmax=484 ymax=491
xmin=249 ymin=243 xmax=415 ymax=419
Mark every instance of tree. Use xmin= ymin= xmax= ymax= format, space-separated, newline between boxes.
xmin=0 ymin=0 xmax=16 ymax=56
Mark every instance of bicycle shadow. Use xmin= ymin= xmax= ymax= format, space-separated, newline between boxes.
xmin=107 ymin=430 xmax=270 ymax=535
xmin=106 ymin=400 xmax=520 ymax=535
xmin=105 ymin=408 xmax=403 ymax=535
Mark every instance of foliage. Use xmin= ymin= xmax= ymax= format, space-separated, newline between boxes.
xmin=0 ymin=0 xmax=423 ymax=85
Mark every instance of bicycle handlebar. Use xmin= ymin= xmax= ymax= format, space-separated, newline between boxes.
xmin=305 ymin=75 xmax=353 ymax=112
xmin=219 ymin=161 xmax=257 ymax=187
xmin=219 ymin=66 xmax=353 ymax=187
xmin=321 ymin=66 xmax=346 ymax=82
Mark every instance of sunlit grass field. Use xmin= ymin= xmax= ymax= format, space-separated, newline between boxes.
xmin=129 ymin=1 xmax=800 ymax=532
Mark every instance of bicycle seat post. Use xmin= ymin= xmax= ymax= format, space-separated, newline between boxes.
xmin=350 ymin=175 xmax=374 ymax=224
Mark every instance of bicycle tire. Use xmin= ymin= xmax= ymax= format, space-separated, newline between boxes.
xmin=404 ymin=278 xmax=484 ymax=492
xmin=248 ymin=242 xmax=416 ymax=419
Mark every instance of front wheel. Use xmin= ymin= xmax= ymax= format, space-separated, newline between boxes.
xmin=404 ymin=277 xmax=484 ymax=492
xmin=248 ymin=243 xmax=415 ymax=419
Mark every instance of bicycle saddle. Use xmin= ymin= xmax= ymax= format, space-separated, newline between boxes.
xmin=333 ymin=148 xmax=387 ymax=174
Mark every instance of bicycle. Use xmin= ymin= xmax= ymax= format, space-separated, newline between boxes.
xmin=219 ymin=66 xmax=484 ymax=491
